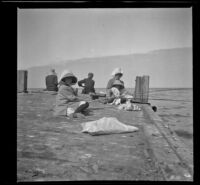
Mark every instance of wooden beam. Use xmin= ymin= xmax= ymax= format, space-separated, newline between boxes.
xmin=18 ymin=70 xmax=28 ymax=93
xmin=134 ymin=75 xmax=149 ymax=103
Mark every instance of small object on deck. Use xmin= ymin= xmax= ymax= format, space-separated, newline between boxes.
xmin=132 ymin=104 xmax=141 ymax=111
xmin=34 ymin=178 xmax=45 ymax=181
xmin=184 ymin=173 xmax=192 ymax=178
xmin=151 ymin=133 xmax=160 ymax=137
xmin=80 ymin=153 xmax=92 ymax=158
xmin=28 ymin=135 xmax=35 ymax=138
xmin=169 ymin=175 xmax=181 ymax=181
xmin=99 ymin=91 xmax=106 ymax=95
xmin=90 ymin=94 xmax=99 ymax=100
xmin=110 ymin=98 xmax=121 ymax=105
xmin=117 ymin=102 xmax=141 ymax=111
xmin=95 ymin=92 xmax=106 ymax=97
xmin=79 ymin=101 xmax=87 ymax=106
xmin=68 ymin=112 xmax=85 ymax=119
xmin=152 ymin=106 xmax=157 ymax=112
xmin=92 ymin=164 xmax=99 ymax=173
xmin=90 ymin=92 xmax=106 ymax=100
xmin=81 ymin=117 xmax=139 ymax=136
xmin=35 ymin=168 xmax=45 ymax=174
xmin=124 ymin=94 xmax=134 ymax=99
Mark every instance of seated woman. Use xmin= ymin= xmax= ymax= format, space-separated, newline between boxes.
xmin=78 ymin=73 xmax=95 ymax=94
xmin=107 ymin=80 xmax=130 ymax=103
xmin=53 ymin=70 xmax=89 ymax=118
xmin=106 ymin=67 xmax=124 ymax=97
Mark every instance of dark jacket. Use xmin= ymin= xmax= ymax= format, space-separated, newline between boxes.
xmin=45 ymin=74 xmax=58 ymax=91
xmin=78 ymin=78 xmax=95 ymax=94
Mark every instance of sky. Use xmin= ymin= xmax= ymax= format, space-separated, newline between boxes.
xmin=17 ymin=8 xmax=192 ymax=69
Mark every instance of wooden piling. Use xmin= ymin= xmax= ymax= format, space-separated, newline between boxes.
xmin=134 ymin=75 xmax=149 ymax=103
xmin=18 ymin=70 xmax=28 ymax=93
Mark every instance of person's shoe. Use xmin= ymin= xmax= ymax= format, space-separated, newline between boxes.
xmin=152 ymin=106 xmax=157 ymax=112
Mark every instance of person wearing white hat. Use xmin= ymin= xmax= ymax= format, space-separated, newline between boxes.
xmin=106 ymin=67 xmax=125 ymax=97
xmin=53 ymin=70 xmax=89 ymax=118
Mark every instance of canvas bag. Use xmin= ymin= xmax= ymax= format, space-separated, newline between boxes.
xmin=81 ymin=117 xmax=138 ymax=136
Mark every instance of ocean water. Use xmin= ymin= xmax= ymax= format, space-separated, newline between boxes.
xmin=148 ymin=88 xmax=193 ymax=150
xmin=96 ymin=88 xmax=193 ymax=150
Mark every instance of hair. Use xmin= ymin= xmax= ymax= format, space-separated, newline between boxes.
xmin=112 ymin=84 xmax=123 ymax=90
xmin=88 ymin=73 xmax=94 ymax=77
xmin=115 ymin=73 xmax=122 ymax=77
xmin=62 ymin=77 xmax=72 ymax=83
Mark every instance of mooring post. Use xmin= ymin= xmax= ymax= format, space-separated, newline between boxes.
xmin=17 ymin=70 xmax=28 ymax=93
xmin=134 ymin=75 xmax=149 ymax=103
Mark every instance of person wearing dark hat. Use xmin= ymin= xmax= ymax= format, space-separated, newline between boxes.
xmin=111 ymin=80 xmax=132 ymax=98
xmin=54 ymin=70 xmax=89 ymax=118
xmin=106 ymin=68 xmax=124 ymax=97
xmin=45 ymin=69 xmax=58 ymax=91
xmin=105 ymin=80 xmax=132 ymax=104
xmin=107 ymin=80 xmax=126 ymax=103
xmin=111 ymin=80 xmax=124 ymax=97
xmin=78 ymin=72 xmax=95 ymax=94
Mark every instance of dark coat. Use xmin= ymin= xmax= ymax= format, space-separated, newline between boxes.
xmin=78 ymin=78 xmax=95 ymax=94
xmin=45 ymin=74 xmax=58 ymax=91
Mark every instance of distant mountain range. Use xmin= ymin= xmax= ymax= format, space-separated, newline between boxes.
xmin=25 ymin=47 xmax=192 ymax=88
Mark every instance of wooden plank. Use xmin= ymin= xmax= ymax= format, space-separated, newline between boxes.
xmin=18 ymin=70 xmax=28 ymax=93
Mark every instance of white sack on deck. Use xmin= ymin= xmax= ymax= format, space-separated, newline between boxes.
xmin=81 ymin=117 xmax=139 ymax=136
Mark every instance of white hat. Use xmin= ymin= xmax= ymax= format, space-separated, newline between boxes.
xmin=58 ymin=70 xmax=77 ymax=84
xmin=111 ymin=67 xmax=123 ymax=76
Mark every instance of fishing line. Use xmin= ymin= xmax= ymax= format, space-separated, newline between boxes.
xmin=148 ymin=98 xmax=192 ymax=102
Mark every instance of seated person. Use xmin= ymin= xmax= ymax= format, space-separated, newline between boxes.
xmin=45 ymin=69 xmax=58 ymax=91
xmin=106 ymin=67 xmax=124 ymax=97
xmin=53 ymin=70 xmax=89 ymax=118
xmin=106 ymin=80 xmax=133 ymax=104
xmin=78 ymin=73 xmax=95 ymax=94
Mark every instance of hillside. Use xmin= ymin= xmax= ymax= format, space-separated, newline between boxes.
xmin=26 ymin=47 xmax=192 ymax=88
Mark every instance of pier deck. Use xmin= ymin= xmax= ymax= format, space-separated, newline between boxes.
xmin=17 ymin=91 xmax=193 ymax=181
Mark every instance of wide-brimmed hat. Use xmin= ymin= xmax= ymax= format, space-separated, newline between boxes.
xmin=112 ymin=80 xmax=124 ymax=87
xmin=58 ymin=70 xmax=77 ymax=84
xmin=111 ymin=67 xmax=123 ymax=76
